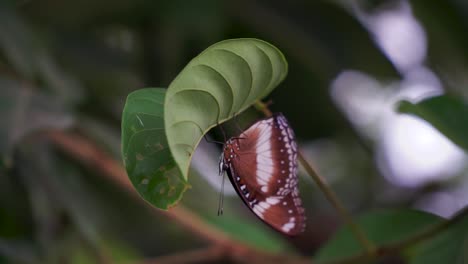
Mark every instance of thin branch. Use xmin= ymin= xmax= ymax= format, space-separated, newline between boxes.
xmin=45 ymin=131 xmax=231 ymax=245
xmin=44 ymin=130 xmax=309 ymax=263
xmin=139 ymin=245 xmax=311 ymax=264
xmin=297 ymin=153 xmax=375 ymax=256
xmin=255 ymin=101 xmax=376 ymax=257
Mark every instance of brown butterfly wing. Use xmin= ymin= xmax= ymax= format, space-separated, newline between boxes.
xmin=223 ymin=113 xmax=305 ymax=235
xmin=225 ymin=165 xmax=306 ymax=235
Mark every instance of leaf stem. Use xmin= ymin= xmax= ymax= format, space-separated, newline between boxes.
xmin=297 ymin=153 xmax=376 ymax=256
xmin=254 ymin=100 xmax=274 ymax=117
xmin=254 ymin=100 xmax=376 ymax=257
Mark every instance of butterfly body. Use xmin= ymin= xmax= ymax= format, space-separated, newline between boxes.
xmin=220 ymin=113 xmax=306 ymax=236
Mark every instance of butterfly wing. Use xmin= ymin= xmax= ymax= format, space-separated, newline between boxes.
xmin=224 ymin=113 xmax=305 ymax=235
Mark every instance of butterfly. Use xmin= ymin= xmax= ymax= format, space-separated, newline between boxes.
xmin=219 ymin=113 xmax=306 ymax=235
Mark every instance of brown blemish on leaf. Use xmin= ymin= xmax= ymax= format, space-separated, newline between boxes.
xmin=168 ymin=186 xmax=175 ymax=197
xmin=140 ymin=178 xmax=149 ymax=185
xmin=136 ymin=153 xmax=144 ymax=161
xmin=154 ymin=143 xmax=164 ymax=151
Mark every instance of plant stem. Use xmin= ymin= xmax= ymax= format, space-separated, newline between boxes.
xmin=46 ymin=130 xmax=309 ymax=263
xmin=254 ymin=101 xmax=376 ymax=257
xmin=254 ymin=100 xmax=274 ymax=117
xmin=297 ymin=153 xmax=376 ymax=256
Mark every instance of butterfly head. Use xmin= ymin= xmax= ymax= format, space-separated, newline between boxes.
xmin=218 ymin=154 xmax=228 ymax=175
xmin=219 ymin=138 xmax=239 ymax=174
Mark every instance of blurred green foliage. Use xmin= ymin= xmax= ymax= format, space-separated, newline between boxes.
xmin=316 ymin=209 xmax=444 ymax=262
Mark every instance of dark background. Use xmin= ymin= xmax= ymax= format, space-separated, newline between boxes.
xmin=1 ymin=0 xmax=468 ymax=263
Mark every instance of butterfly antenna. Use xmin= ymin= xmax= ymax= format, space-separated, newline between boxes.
xmin=203 ymin=122 xmax=227 ymax=145
xmin=217 ymin=173 xmax=225 ymax=216
xmin=233 ymin=113 xmax=245 ymax=135
xmin=218 ymin=122 xmax=227 ymax=142
xmin=203 ymin=134 xmax=224 ymax=145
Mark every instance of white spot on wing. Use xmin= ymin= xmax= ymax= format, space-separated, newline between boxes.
xmin=253 ymin=207 xmax=264 ymax=219
xmin=282 ymin=222 xmax=295 ymax=232
xmin=258 ymin=201 xmax=271 ymax=210
xmin=266 ymin=197 xmax=281 ymax=205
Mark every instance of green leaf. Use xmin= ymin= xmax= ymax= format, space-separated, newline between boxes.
xmin=315 ymin=209 xmax=444 ymax=262
xmin=164 ymin=38 xmax=288 ymax=180
xmin=408 ymin=211 xmax=468 ymax=264
xmin=398 ymin=95 xmax=468 ymax=150
xmin=122 ymin=88 xmax=189 ymax=209
xmin=122 ymin=39 xmax=287 ymax=209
